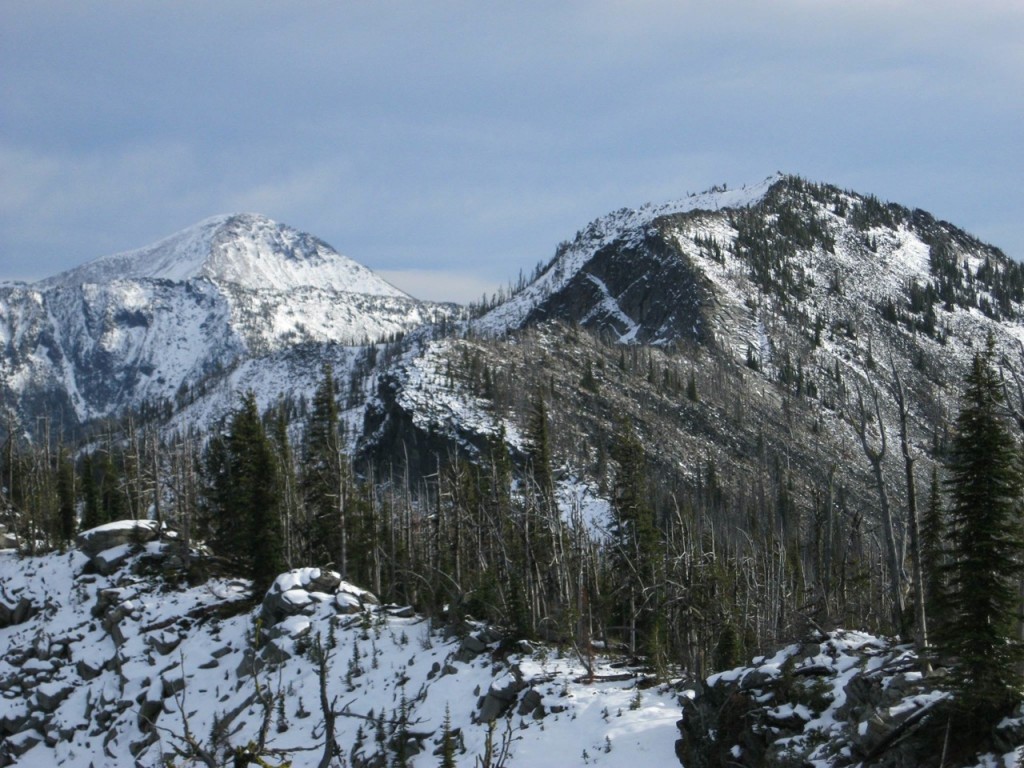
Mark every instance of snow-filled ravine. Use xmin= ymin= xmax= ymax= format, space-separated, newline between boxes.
xmin=0 ymin=526 xmax=686 ymax=767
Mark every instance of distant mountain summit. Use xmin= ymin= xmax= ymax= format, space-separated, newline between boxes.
xmin=0 ymin=215 xmax=453 ymax=427
xmin=41 ymin=213 xmax=409 ymax=297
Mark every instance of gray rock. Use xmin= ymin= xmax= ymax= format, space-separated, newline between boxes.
xmin=76 ymin=658 xmax=105 ymax=681
xmin=0 ymin=707 xmax=29 ymax=736
xmin=236 ymin=649 xmax=265 ymax=679
xmin=149 ymin=630 xmax=183 ymax=656
xmin=3 ymin=729 xmax=42 ymax=759
xmin=261 ymin=637 xmax=293 ymax=664
xmin=517 ymin=688 xmax=544 ymax=717
xmin=461 ymin=634 xmax=488 ymax=654
xmin=129 ymin=730 xmax=159 ymax=758
xmin=0 ymin=597 xmax=36 ymax=628
xmin=93 ymin=547 xmax=133 ymax=576
xmin=35 ymin=684 xmax=74 ymax=713
xmin=477 ymin=673 xmax=526 ymax=722
xmin=76 ymin=519 xmax=160 ymax=557
xmin=307 ymin=570 xmax=342 ymax=593
xmin=137 ymin=698 xmax=163 ymax=732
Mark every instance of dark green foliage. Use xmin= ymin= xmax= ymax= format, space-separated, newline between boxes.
xmin=608 ymin=424 xmax=662 ymax=658
xmin=713 ymin=622 xmax=740 ymax=673
xmin=304 ymin=364 xmax=347 ymax=569
xmin=920 ymin=465 xmax=946 ymax=637
xmin=686 ymin=370 xmax=699 ymax=402
xmin=80 ymin=452 xmax=103 ymax=531
xmin=204 ymin=391 xmax=285 ymax=594
xmin=56 ymin=450 xmax=75 ymax=547
xmin=938 ymin=337 xmax=1024 ymax=718
xmin=99 ymin=448 xmax=124 ymax=523
xmin=580 ymin=359 xmax=599 ymax=392
xmin=526 ymin=393 xmax=553 ymax=501
xmin=730 ymin=179 xmax=835 ymax=314
xmin=438 ymin=704 xmax=457 ymax=768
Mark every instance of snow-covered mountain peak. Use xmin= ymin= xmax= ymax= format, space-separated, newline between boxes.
xmin=41 ymin=213 xmax=409 ymax=298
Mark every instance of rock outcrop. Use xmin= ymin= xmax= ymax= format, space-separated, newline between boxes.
xmin=676 ymin=630 xmax=960 ymax=768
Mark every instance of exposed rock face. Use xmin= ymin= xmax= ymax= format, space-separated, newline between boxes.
xmin=76 ymin=519 xmax=161 ymax=558
xmin=520 ymin=230 xmax=713 ymax=345
xmin=676 ymin=630 xmax=955 ymax=768
xmin=259 ymin=567 xmax=379 ymax=629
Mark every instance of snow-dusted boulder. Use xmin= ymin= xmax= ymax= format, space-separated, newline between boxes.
xmin=260 ymin=568 xmax=379 ymax=627
xmin=0 ymin=596 xmax=35 ymax=628
xmin=76 ymin=519 xmax=161 ymax=558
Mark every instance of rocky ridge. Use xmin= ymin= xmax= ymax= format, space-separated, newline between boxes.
xmin=0 ymin=525 xmax=685 ymax=767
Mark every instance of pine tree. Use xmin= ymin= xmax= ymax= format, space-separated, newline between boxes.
xmin=304 ymin=364 xmax=348 ymax=572
xmin=920 ymin=465 xmax=946 ymax=637
xmin=438 ymin=703 xmax=457 ymax=768
xmin=80 ymin=452 xmax=103 ymax=531
xmin=939 ymin=336 xmax=1024 ymax=718
xmin=525 ymin=392 xmax=553 ymax=500
xmin=204 ymin=392 xmax=285 ymax=594
xmin=608 ymin=424 xmax=661 ymax=659
xmin=55 ymin=450 xmax=75 ymax=548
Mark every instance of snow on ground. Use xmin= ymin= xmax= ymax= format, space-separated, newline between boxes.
xmin=391 ymin=337 xmax=527 ymax=452
xmin=0 ymin=543 xmax=687 ymax=767
xmin=40 ymin=213 xmax=409 ymax=298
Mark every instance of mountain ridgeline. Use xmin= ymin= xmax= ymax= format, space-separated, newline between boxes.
xmin=3 ymin=174 xmax=1024 ymax=765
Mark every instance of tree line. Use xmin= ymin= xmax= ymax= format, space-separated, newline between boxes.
xmin=2 ymin=331 xmax=1023 ymax=739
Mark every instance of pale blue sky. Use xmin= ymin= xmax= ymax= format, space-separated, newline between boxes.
xmin=2 ymin=1 xmax=1021 ymax=302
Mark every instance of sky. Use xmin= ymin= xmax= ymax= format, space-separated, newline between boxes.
xmin=1 ymin=1 xmax=1021 ymax=303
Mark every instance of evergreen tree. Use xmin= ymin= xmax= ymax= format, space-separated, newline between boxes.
xmin=304 ymin=364 xmax=348 ymax=571
xmin=80 ymin=453 xmax=103 ymax=531
xmin=686 ymin=369 xmax=699 ymax=402
xmin=55 ymin=450 xmax=75 ymax=547
xmin=205 ymin=392 xmax=285 ymax=594
xmin=939 ymin=336 xmax=1024 ymax=718
xmin=920 ymin=465 xmax=946 ymax=636
xmin=608 ymin=424 xmax=662 ymax=659
xmin=438 ymin=703 xmax=457 ymax=768
xmin=525 ymin=392 xmax=554 ymax=500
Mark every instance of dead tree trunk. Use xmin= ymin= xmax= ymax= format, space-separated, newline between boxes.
xmin=853 ymin=381 xmax=905 ymax=633
xmin=890 ymin=363 xmax=928 ymax=657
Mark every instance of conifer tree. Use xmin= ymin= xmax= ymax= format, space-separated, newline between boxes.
xmin=525 ymin=392 xmax=553 ymax=500
xmin=939 ymin=336 xmax=1024 ymax=718
xmin=99 ymin=447 xmax=124 ymax=523
xmin=205 ymin=392 xmax=285 ymax=594
xmin=237 ymin=392 xmax=285 ymax=594
xmin=304 ymin=364 xmax=348 ymax=572
xmin=920 ymin=465 xmax=946 ymax=636
xmin=438 ymin=703 xmax=457 ymax=768
xmin=608 ymin=424 xmax=661 ymax=658
xmin=80 ymin=452 xmax=103 ymax=531
xmin=55 ymin=450 xmax=75 ymax=547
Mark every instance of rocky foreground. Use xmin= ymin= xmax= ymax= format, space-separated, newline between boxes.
xmin=3 ymin=522 xmax=1024 ymax=767
xmin=0 ymin=523 xmax=683 ymax=767
xmin=678 ymin=631 xmax=1024 ymax=768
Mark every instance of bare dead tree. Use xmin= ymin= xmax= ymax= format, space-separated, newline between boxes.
xmin=890 ymin=361 xmax=928 ymax=658
xmin=852 ymin=380 xmax=905 ymax=632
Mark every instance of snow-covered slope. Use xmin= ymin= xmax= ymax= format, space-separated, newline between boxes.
xmin=0 ymin=537 xmax=685 ymax=767
xmin=42 ymin=213 xmax=408 ymax=297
